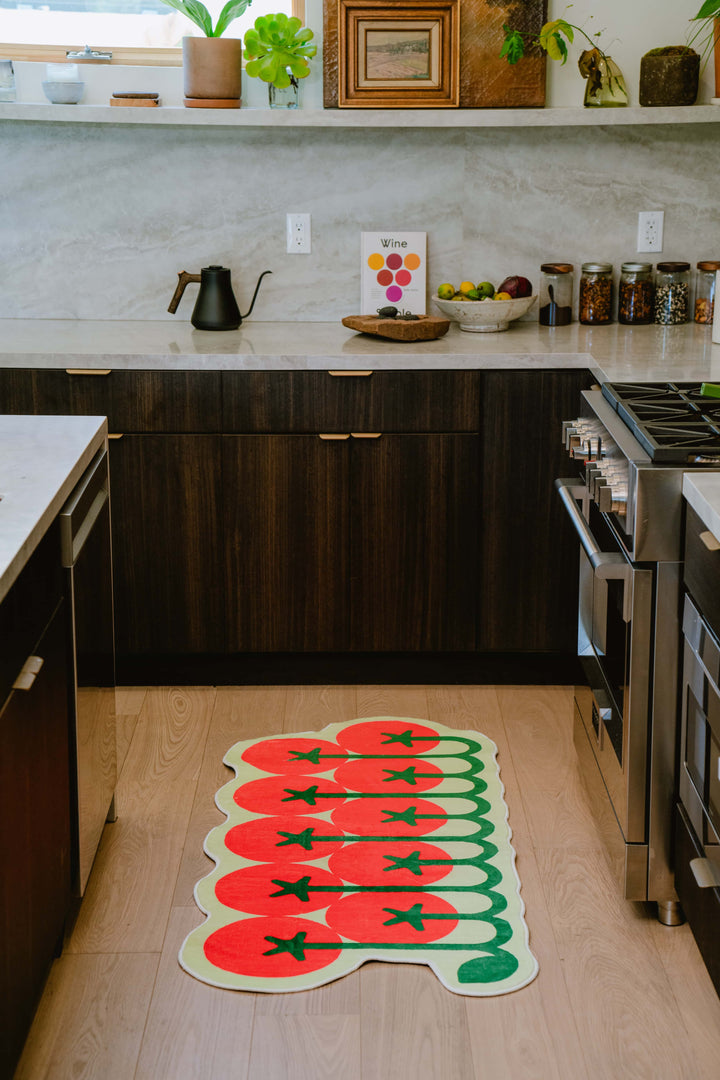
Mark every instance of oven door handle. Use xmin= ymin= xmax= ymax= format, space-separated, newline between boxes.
xmin=556 ymin=477 xmax=632 ymax=618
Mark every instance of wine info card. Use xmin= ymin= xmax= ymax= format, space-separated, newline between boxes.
xmin=361 ymin=231 xmax=427 ymax=315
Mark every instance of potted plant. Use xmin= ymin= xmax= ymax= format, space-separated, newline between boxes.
xmin=159 ymin=0 xmax=253 ymax=105
xmin=243 ymin=13 xmax=317 ymax=109
xmin=500 ymin=15 xmax=628 ymax=107
xmin=639 ymin=45 xmax=700 ymax=106
xmin=689 ymin=1 xmax=720 ymax=96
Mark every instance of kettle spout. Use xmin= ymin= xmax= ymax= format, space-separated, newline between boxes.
xmin=241 ymin=270 xmax=272 ymax=321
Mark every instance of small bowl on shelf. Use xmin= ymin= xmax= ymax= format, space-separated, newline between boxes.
xmin=433 ymin=293 xmax=537 ymax=333
xmin=41 ymin=80 xmax=85 ymax=104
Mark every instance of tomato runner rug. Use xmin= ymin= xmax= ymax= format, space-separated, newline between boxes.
xmin=179 ymin=716 xmax=538 ymax=996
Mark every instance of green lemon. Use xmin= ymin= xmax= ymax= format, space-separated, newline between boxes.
xmin=466 ymin=289 xmax=480 ymax=301
xmin=437 ymin=283 xmax=455 ymax=300
xmin=476 ymin=281 xmax=495 ymax=298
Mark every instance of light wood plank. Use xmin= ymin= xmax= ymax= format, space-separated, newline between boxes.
xmin=67 ymin=688 xmax=215 ymax=953
xmin=355 ymin=685 xmax=429 ymax=721
xmin=249 ymin=1013 xmax=362 ymax=1080
xmin=135 ymin=906 xmax=256 ymax=1080
xmin=360 ymin=962 xmax=475 ymax=1080
xmin=536 ymin=845 xmax=699 ymax=1080
xmin=649 ymin=919 xmax=720 ymax=1080
xmin=172 ymin=687 xmax=287 ymax=907
xmin=114 ymin=687 xmax=147 ymax=716
xmin=496 ymin=686 xmax=606 ymax=851
xmin=14 ymin=953 xmax=157 ymax=1080
xmin=283 ymin=685 xmax=357 ymax=733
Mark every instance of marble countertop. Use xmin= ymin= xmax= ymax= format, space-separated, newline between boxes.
xmin=683 ymin=474 xmax=720 ymax=543
xmin=1 ymin=319 xmax=719 ymax=380
xmin=0 ymin=414 xmax=108 ymax=604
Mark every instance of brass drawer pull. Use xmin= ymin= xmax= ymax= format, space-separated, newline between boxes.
xmin=699 ymin=529 xmax=720 ymax=552
xmin=690 ymin=857 xmax=720 ymax=888
xmin=13 ymin=655 xmax=44 ymax=691
xmin=108 ymin=433 xmax=124 ymax=440
xmin=65 ymin=368 xmax=112 ymax=376
xmin=318 ymin=433 xmax=350 ymax=440
xmin=351 ymin=432 xmax=382 ymax=439
xmin=327 ymin=370 xmax=373 ymax=377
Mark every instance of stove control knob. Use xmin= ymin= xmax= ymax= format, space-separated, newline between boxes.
xmin=597 ymin=483 xmax=628 ymax=514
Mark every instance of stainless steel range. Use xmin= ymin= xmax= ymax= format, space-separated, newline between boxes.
xmin=557 ymin=382 xmax=720 ymax=925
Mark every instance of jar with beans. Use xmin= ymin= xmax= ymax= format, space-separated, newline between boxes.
xmin=579 ymin=263 xmax=613 ymax=325
xmin=695 ymin=261 xmax=720 ymax=325
xmin=654 ymin=261 xmax=690 ymax=325
xmin=618 ymin=262 xmax=654 ymax=325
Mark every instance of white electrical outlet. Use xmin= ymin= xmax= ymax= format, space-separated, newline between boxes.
xmin=637 ymin=210 xmax=664 ymax=253
xmin=286 ymin=213 xmax=311 ymax=254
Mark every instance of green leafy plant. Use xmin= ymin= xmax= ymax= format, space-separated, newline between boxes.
xmin=243 ymin=13 xmax=317 ymax=88
xmin=500 ymin=13 xmax=623 ymax=99
xmin=159 ymin=0 xmax=252 ymax=37
xmin=689 ymin=2 xmax=720 ymax=66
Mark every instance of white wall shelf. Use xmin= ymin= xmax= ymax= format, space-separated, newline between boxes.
xmin=2 ymin=102 xmax=720 ymax=127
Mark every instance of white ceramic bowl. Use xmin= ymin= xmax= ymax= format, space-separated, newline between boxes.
xmin=433 ymin=293 xmax=537 ymax=332
xmin=42 ymin=80 xmax=85 ymax=104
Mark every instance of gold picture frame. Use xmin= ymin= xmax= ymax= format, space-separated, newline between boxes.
xmin=338 ymin=0 xmax=459 ymax=108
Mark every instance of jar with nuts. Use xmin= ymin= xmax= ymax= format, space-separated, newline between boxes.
xmin=654 ymin=261 xmax=690 ymax=325
xmin=695 ymin=261 xmax=720 ymax=325
xmin=618 ymin=262 xmax=654 ymax=325
xmin=579 ymin=263 xmax=613 ymax=325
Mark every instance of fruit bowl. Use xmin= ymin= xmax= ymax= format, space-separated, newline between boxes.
xmin=433 ymin=294 xmax=537 ymax=333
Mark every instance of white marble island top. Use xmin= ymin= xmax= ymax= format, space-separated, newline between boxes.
xmin=0 ymin=414 xmax=107 ymax=604
xmin=1 ymin=319 xmax=719 ymax=381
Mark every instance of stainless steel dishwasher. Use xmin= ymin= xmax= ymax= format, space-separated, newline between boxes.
xmin=60 ymin=446 xmax=117 ymax=896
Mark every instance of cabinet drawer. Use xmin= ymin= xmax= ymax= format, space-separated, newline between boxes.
xmin=0 ymin=369 xmax=222 ymax=433
xmin=685 ymin=504 xmax=720 ymax=636
xmin=222 ymin=371 xmax=481 ymax=433
xmin=674 ymin=802 xmax=720 ymax=995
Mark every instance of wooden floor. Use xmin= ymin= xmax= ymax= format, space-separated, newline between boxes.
xmin=15 ymin=685 xmax=720 ymax=1080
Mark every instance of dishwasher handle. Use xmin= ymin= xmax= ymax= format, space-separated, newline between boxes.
xmin=60 ymin=448 xmax=109 ymax=567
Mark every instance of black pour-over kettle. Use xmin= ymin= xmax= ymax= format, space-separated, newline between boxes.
xmin=168 ymin=265 xmax=271 ymax=330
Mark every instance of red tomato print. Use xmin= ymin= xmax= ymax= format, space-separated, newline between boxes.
xmin=224 ymin=814 xmax=346 ymax=863
xmin=328 ymin=840 xmax=452 ymax=886
xmin=334 ymin=756 xmax=443 ymax=794
xmin=215 ymin=862 xmax=345 ymax=916
xmin=336 ymin=719 xmax=440 ymax=755
xmin=232 ymin=775 xmax=347 ymax=816
xmin=326 ymin=891 xmax=458 ymax=944
xmin=240 ymin=737 xmax=345 ymax=775
xmin=204 ymin=915 xmax=342 ymax=977
xmin=331 ymin=796 xmax=447 ymax=837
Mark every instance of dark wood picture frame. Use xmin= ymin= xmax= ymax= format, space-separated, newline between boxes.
xmin=338 ymin=0 xmax=459 ymax=108
xmin=325 ymin=0 xmax=548 ymax=109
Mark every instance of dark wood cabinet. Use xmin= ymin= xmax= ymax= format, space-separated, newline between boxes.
xmin=674 ymin=803 xmax=720 ymax=995
xmin=110 ymin=435 xmax=225 ymax=655
xmin=478 ymin=368 xmax=594 ymax=653
xmin=223 ymin=431 xmax=480 ymax=653
xmin=0 ymin=363 xmax=590 ymax=672
xmin=0 ymin=532 xmax=71 ymax=1079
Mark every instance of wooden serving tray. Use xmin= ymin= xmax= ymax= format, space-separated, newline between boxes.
xmin=342 ymin=314 xmax=450 ymax=342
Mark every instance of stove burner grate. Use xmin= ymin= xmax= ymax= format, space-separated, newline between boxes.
xmin=602 ymin=382 xmax=720 ymax=461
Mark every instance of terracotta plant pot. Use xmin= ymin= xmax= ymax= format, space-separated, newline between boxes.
xmin=183 ymin=36 xmax=243 ymax=101
xmin=639 ymin=47 xmax=700 ymax=107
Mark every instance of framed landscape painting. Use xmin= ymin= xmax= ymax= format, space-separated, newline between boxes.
xmin=324 ymin=0 xmax=548 ymax=108
xmin=338 ymin=1 xmax=459 ymax=107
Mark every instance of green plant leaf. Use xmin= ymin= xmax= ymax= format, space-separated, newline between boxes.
xmin=242 ymin=12 xmax=315 ymax=78
xmin=499 ymin=28 xmax=526 ymax=64
xmin=213 ymin=0 xmax=252 ymax=38
xmin=694 ymin=1 xmax=720 ymax=19
xmin=159 ymin=0 xmax=213 ymax=35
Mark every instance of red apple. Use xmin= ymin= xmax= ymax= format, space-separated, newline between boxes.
xmin=497 ymin=275 xmax=533 ymax=299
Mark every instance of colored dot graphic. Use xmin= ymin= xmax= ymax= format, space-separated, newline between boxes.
xmin=367 ymin=251 xmax=422 ymax=303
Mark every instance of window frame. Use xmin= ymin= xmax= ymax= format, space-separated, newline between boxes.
xmin=0 ymin=0 xmax=304 ymax=66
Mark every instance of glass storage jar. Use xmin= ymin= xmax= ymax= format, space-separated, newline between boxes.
xmin=579 ymin=263 xmax=613 ymax=325
xmin=654 ymin=262 xmax=690 ymax=325
xmin=618 ymin=262 xmax=654 ymax=325
xmin=695 ymin=261 xmax=720 ymax=325
xmin=538 ymin=263 xmax=574 ymax=326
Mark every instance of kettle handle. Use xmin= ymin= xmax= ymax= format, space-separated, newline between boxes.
xmin=241 ymin=270 xmax=273 ymax=320
xmin=168 ymin=271 xmax=201 ymax=314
